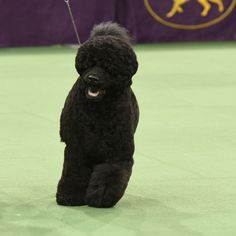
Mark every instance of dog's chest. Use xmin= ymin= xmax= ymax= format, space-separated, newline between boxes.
xmin=77 ymin=111 xmax=118 ymax=159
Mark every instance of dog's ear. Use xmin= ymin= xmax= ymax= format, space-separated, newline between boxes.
xmin=75 ymin=45 xmax=95 ymax=75
xmin=75 ymin=48 xmax=83 ymax=75
xmin=130 ymin=59 xmax=138 ymax=77
xmin=125 ymin=79 xmax=133 ymax=87
xmin=126 ymin=54 xmax=138 ymax=79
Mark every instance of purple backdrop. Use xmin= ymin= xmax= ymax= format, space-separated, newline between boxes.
xmin=0 ymin=0 xmax=236 ymax=47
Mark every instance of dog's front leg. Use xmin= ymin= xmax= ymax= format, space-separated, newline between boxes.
xmin=56 ymin=145 xmax=92 ymax=206
xmin=86 ymin=161 xmax=133 ymax=208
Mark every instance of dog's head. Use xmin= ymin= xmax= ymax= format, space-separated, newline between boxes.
xmin=75 ymin=22 xmax=138 ymax=101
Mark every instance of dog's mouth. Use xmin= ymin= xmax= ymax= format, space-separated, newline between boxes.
xmin=86 ymin=87 xmax=106 ymax=100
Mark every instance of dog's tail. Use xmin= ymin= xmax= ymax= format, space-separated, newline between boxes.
xmin=90 ymin=22 xmax=131 ymax=43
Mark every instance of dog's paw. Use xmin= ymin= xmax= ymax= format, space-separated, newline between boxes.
xmin=86 ymin=184 xmax=120 ymax=208
xmin=56 ymin=193 xmax=86 ymax=206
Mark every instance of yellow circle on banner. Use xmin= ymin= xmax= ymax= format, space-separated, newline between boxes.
xmin=144 ymin=0 xmax=236 ymax=30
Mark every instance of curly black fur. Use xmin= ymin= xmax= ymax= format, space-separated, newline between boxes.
xmin=56 ymin=22 xmax=139 ymax=208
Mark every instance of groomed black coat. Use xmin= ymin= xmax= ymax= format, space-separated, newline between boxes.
xmin=56 ymin=22 xmax=139 ymax=208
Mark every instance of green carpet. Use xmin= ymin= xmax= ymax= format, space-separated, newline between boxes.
xmin=0 ymin=42 xmax=236 ymax=236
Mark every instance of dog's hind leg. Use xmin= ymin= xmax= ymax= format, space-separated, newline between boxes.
xmin=56 ymin=145 xmax=92 ymax=206
xmin=86 ymin=162 xmax=133 ymax=208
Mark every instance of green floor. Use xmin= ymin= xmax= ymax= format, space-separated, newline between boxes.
xmin=0 ymin=42 xmax=236 ymax=236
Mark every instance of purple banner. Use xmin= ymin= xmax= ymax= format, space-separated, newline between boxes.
xmin=138 ymin=0 xmax=236 ymax=42
xmin=0 ymin=0 xmax=236 ymax=47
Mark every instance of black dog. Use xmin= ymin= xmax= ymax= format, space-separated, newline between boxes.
xmin=56 ymin=22 xmax=139 ymax=208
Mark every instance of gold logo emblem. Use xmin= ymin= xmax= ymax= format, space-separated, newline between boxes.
xmin=144 ymin=0 xmax=236 ymax=29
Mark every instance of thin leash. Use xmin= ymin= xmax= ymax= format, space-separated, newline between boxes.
xmin=64 ymin=0 xmax=81 ymax=45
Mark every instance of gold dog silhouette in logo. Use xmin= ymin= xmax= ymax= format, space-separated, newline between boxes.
xmin=167 ymin=0 xmax=224 ymax=17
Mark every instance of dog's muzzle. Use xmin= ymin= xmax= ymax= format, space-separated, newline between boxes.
xmin=85 ymin=75 xmax=106 ymax=100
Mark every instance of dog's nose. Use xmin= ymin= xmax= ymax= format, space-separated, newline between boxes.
xmin=87 ymin=75 xmax=99 ymax=83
